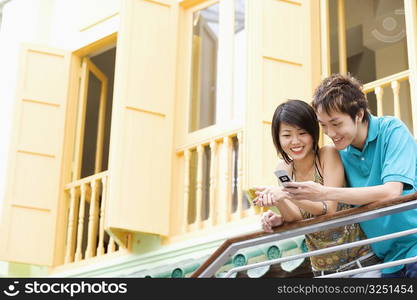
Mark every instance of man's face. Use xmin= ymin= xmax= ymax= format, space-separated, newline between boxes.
xmin=316 ymin=108 xmax=361 ymax=150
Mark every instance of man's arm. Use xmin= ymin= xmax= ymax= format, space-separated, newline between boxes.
xmin=283 ymin=181 xmax=403 ymax=205
xmin=284 ymin=118 xmax=414 ymax=205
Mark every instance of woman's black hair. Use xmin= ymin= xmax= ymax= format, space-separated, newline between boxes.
xmin=271 ymin=99 xmax=320 ymax=164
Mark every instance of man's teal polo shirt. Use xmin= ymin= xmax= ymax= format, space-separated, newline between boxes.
xmin=339 ymin=115 xmax=417 ymax=274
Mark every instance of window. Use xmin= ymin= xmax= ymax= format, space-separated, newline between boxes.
xmin=65 ymin=46 xmax=118 ymax=261
xmin=326 ymin=0 xmax=412 ymax=129
xmin=72 ymin=46 xmax=116 ymax=180
xmin=189 ymin=3 xmax=219 ymax=132
xmin=233 ymin=0 xmax=246 ymax=121
xmin=189 ymin=0 xmax=246 ymax=132
xmin=329 ymin=0 xmax=408 ymax=81
xmin=0 ymin=0 xmax=12 ymax=30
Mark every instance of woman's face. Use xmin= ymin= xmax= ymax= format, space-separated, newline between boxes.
xmin=279 ymin=122 xmax=314 ymax=161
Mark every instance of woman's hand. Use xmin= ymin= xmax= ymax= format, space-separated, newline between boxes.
xmin=282 ymin=181 xmax=326 ymax=201
xmin=253 ymin=186 xmax=288 ymax=207
xmin=261 ymin=210 xmax=283 ymax=233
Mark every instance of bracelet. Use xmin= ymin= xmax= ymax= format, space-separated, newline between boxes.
xmin=321 ymin=201 xmax=328 ymax=215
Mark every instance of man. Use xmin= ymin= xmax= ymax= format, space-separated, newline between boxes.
xmin=283 ymin=73 xmax=417 ymax=278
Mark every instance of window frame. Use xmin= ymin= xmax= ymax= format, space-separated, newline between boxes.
xmin=180 ymin=0 xmax=247 ymax=145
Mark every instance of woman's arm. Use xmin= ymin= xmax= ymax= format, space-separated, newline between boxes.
xmin=254 ymin=188 xmax=303 ymax=222
xmin=287 ymin=146 xmax=345 ymax=215
xmin=256 ymin=147 xmax=346 ymax=220
xmin=254 ymin=161 xmax=303 ymax=222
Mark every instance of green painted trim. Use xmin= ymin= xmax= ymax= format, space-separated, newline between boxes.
xmin=232 ymin=247 xmax=265 ymax=266
xmin=49 ymin=237 xmax=222 ymax=277
xmin=0 ymin=261 xmax=9 ymax=277
xmin=4 ymin=227 xmax=306 ymax=278
xmin=171 ymin=262 xmax=200 ymax=278
xmin=2 ymin=262 xmax=48 ymax=278
xmin=51 ymin=222 xmax=262 ymax=277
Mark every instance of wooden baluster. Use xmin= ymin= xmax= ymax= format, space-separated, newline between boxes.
xmin=183 ymin=150 xmax=191 ymax=233
xmin=74 ymin=183 xmax=87 ymax=261
xmin=219 ymin=136 xmax=232 ymax=223
xmin=237 ymin=132 xmax=244 ymax=217
xmin=209 ymin=141 xmax=217 ymax=226
xmin=64 ymin=187 xmax=79 ymax=264
xmin=226 ymin=136 xmax=233 ymax=221
xmin=125 ymin=233 xmax=132 ymax=252
xmin=85 ymin=179 xmax=99 ymax=259
xmin=391 ymin=80 xmax=401 ymax=119
xmin=375 ymin=86 xmax=384 ymax=117
xmin=97 ymin=176 xmax=107 ymax=256
xmin=107 ymin=237 xmax=116 ymax=253
xmin=196 ymin=145 xmax=204 ymax=228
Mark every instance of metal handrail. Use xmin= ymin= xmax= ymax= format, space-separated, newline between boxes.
xmin=191 ymin=192 xmax=417 ymax=278
xmin=224 ymin=227 xmax=417 ymax=277
xmin=318 ymin=256 xmax=417 ymax=278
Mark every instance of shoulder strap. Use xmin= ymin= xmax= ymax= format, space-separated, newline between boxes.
xmin=314 ymin=159 xmax=323 ymax=183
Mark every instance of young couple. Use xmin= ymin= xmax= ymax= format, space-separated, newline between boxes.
xmin=254 ymin=74 xmax=417 ymax=278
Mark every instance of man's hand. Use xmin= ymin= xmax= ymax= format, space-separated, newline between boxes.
xmin=261 ymin=210 xmax=283 ymax=233
xmin=282 ymin=181 xmax=326 ymax=201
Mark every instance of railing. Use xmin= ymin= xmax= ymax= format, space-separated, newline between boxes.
xmin=363 ymin=70 xmax=410 ymax=120
xmin=175 ymin=130 xmax=261 ymax=236
xmin=191 ymin=192 xmax=417 ymax=278
xmin=63 ymin=171 xmax=119 ymax=264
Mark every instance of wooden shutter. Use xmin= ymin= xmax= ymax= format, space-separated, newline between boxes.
xmin=0 ymin=45 xmax=72 ymax=266
xmin=246 ymin=0 xmax=321 ymax=187
xmin=106 ymin=0 xmax=178 ymax=244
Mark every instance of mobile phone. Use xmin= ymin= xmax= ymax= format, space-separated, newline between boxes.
xmin=274 ymin=170 xmax=293 ymax=187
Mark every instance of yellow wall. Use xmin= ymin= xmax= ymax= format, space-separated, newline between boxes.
xmin=0 ymin=0 xmax=55 ymax=226
xmin=0 ymin=0 xmax=121 ymax=226
xmin=2 ymin=0 xmax=413 ymax=274
xmin=0 ymin=0 xmax=122 ymax=268
xmin=0 ymin=0 xmax=322 ymax=267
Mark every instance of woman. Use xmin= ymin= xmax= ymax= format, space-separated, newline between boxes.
xmin=254 ymin=99 xmax=380 ymax=277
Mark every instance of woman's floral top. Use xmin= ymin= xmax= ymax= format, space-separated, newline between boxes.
xmin=298 ymin=165 xmax=371 ymax=271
